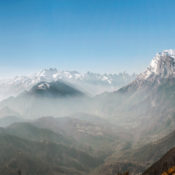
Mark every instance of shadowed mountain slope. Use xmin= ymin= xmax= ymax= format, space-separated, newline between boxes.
xmin=30 ymin=81 xmax=84 ymax=98
xmin=143 ymin=147 xmax=175 ymax=175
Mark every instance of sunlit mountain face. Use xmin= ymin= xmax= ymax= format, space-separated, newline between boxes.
xmin=1 ymin=50 xmax=175 ymax=174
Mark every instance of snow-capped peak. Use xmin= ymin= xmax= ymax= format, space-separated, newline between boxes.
xmin=156 ymin=49 xmax=175 ymax=58
xmin=138 ymin=49 xmax=175 ymax=80
xmin=0 ymin=69 xmax=136 ymax=100
xmin=35 ymin=68 xmax=58 ymax=81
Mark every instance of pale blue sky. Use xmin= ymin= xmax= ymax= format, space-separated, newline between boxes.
xmin=0 ymin=0 xmax=175 ymax=77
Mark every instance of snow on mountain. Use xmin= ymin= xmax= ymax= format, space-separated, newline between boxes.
xmin=137 ymin=49 xmax=175 ymax=82
xmin=0 ymin=69 xmax=136 ymax=100
xmin=37 ymin=82 xmax=50 ymax=90
xmin=3 ymin=49 xmax=175 ymax=101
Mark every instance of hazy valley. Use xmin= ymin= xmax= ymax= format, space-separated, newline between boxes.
xmin=1 ymin=50 xmax=175 ymax=175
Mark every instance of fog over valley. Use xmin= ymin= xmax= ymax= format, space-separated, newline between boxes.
xmin=1 ymin=1 xmax=175 ymax=174
xmin=1 ymin=50 xmax=175 ymax=174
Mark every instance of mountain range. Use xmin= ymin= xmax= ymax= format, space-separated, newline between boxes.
xmin=1 ymin=49 xmax=175 ymax=136
xmin=0 ymin=70 xmax=136 ymax=100
xmin=94 ymin=50 xmax=175 ymax=139
xmin=1 ymin=49 xmax=175 ymax=174
xmin=90 ymin=49 xmax=175 ymax=174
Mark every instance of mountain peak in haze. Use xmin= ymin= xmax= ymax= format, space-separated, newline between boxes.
xmin=30 ymin=81 xmax=84 ymax=97
xmin=37 ymin=68 xmax=58 ymax=77
xmin=137 ymin=49 xmax=175 ymax=82
xmin=117 ymin=49 xmax=175 ymax=93
xmin=0 ymin=69 xmax=136 ymax=100
xmin=35 ymin=68 xmax=58 ymax=81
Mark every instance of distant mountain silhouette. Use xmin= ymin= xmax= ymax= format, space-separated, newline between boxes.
xmin=30 ymin=81 xmax=84 ymax=97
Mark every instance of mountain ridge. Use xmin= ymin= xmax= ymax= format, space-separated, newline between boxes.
xmin=120 ymin=49 xmax=175 ymax=92
xmin=0 ymin=70 xmax=136 ymax=100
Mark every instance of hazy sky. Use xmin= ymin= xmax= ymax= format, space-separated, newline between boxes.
xmin=0 ymin=0 xmax=175 ymax=77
